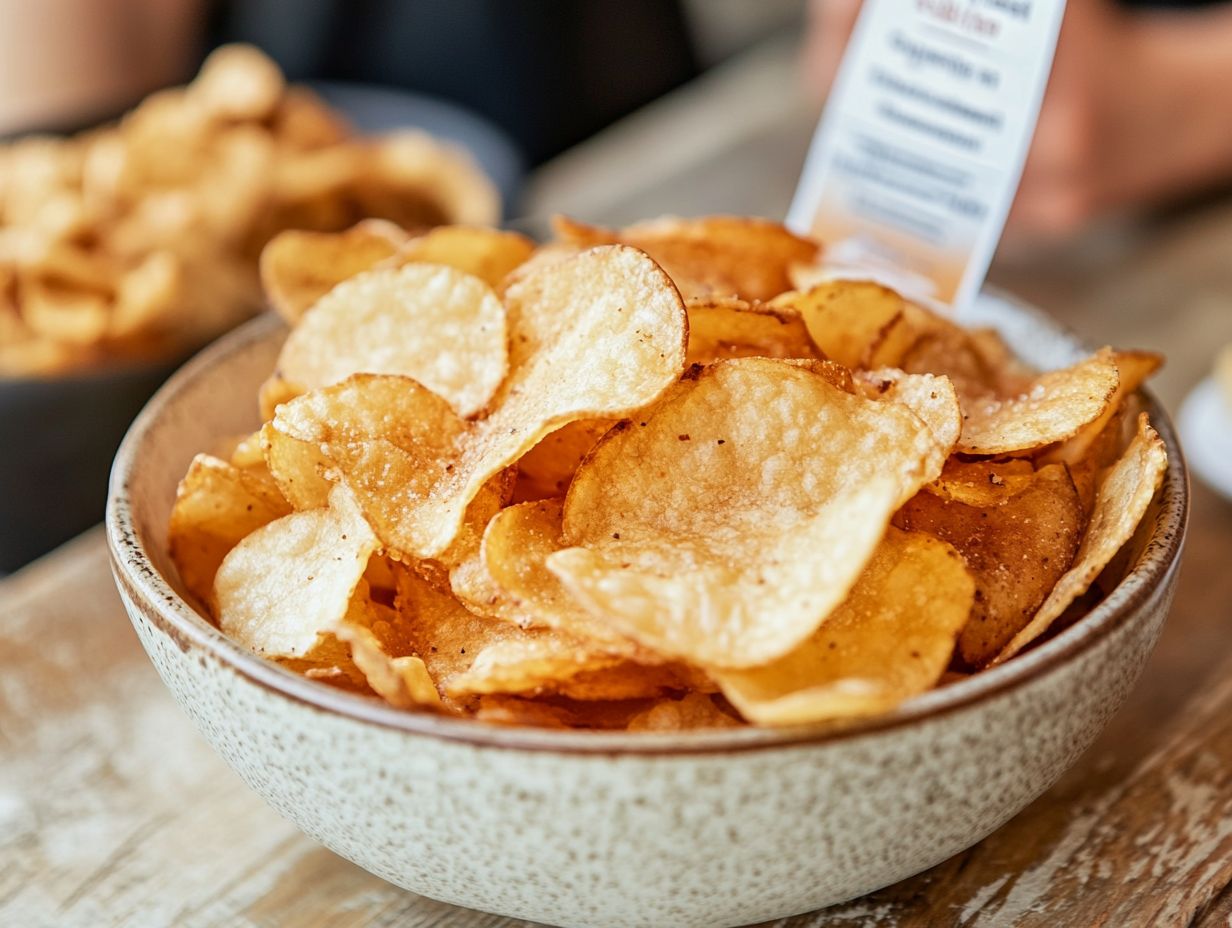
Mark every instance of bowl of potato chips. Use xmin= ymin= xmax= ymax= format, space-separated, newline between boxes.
xmin=107 ymin=216 xmax=1186 ymax=928
xmin=0 ymin=45 xmax=500 ymax=569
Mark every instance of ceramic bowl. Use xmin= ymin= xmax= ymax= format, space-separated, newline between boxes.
xmin=106 ymin=293 xmax=1187 ymax=928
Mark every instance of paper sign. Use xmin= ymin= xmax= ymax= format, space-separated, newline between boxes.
xmin=788 ymin=0 xmax=1066 ymax=310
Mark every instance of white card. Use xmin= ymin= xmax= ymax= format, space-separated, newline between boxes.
xmin=789 ymin=0 xmax=1066 ymax=310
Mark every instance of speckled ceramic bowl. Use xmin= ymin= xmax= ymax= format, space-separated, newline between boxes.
xmin=106 ymin=292 xmax=1187 ymax=928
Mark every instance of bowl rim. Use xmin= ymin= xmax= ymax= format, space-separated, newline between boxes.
xmin=106 ymin=295 xmax=1189 ymax=756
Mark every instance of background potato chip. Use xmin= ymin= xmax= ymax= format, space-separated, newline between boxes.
xmin=776 ymin=280 xmax=904 ymax=369
xmin=685 ymin=298 xmax=820 ymax=364
xmin=713 ymin=528 xmax=973 ymax=725
xmin=391 ymin=225 xmax=535 ymax=288
xmin=273 ymin=263 xmax=508 ymax=418
xmin=995 ymin=414 xmax=1168 ymax=663
xmin=259 ymin=220 xmax=407 ymax=323
xmin=553 ymin=214 xmax=817 ymax=301
xmin=550 ymin=358 xmax=947 ymax=668
xmin=895 ymin=463 xmax=1083 ymax=667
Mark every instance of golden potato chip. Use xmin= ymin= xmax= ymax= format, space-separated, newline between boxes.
xmin=443 ymin=638 xmax=651 ymax=700
xmin=110 ymin=250 xmax=181 ymax=339
xmin=271 ymin=263 xmax=507 ymax=418
xmin=549 ymin=357 xmax=948 ymax=668
xmin=189 ymin=44 xmax=285 ymax=122
xmin=496 ymin=242 xmax=586 ymax=296
xmin=713 ymin=528 xmax=973 ymax=725
xmin=277 ymin=246 xmax=687 ymax=560
xmin=392 ymin=225 xmax=535 ymax=288
xmin=685 ymin=298 xmax=820 ymax=364
xmin=1040 ymin=350 xmax=1162 ymax=467
xmin=857 ymin=369 xmax=962 ymax=473
xmin=480 ymin=499 xmax=651 ymax=654
xmin=995 ymin=414 xmax=1167 ymax=663
xmin=473 ymin=695 xmax=653 ymax=730
xmin=626 ymin=693 xmax=741 ymax=731
xmin=19 ymin=277 xmax=109 ymax=346
xmin=774 ymin=280 xmax=904 ymax=369
xmin=924 ymin=458 xmax=1037 ymax=507
xmin=512 ymin=418 xmax=613 ymax=503
xmin=957 ymin=349 xmax=1120 ymax=455
xmin=169 ymin=453 xmax=292 ymax=610
xmin=215 ymin=484 xmax=378 ymax=658
xmin=553 ymin=214 xmax=817 ymax=301
xmin=368 ymin=131 xmax=500 ymax=227
xmin=895 ymin=463 xmax=1083 ymax=667
xmin=259 ymin=220 xmax=407 ymax=323
xmin=334 ymin=596 xmax=442 ymax=710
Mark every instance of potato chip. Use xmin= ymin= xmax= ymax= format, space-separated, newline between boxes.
xmin=189 ymin=44 xmax=285 ymax=123
xmin=713 ymin=528 xmax=973 ymax=725
xmin=956 ymin=349 xmax=1120 ymax=455
xmin=895 ymin=463 xmax=1083 ymax=666
xmin=994 ymin=414 xmax=1167 ymax=663
xmin=685 ymin=298 xmax=820 ymax=364
xmin=774 ymin=280 xmax=904 ymax=369
xmin=392 ymin=225 xmax=535 ymax=288
xmin=259 ymin=220 xmax=407 ymax=323
xmin=19 ymin=277 xmax=109 ymax=346
xmin=625 ymin=693 xmax=741 ymax=731
xmin=924 ymin=458 xmax=1037 ymax=507
xmin=271 ymin=263 xmax=507 ymax=418
xmin=473 ymin=695 xmax=652 ymax=730
xmin=512 ymin=418 xmax=613 ymax=503
xmin=280 ymin=246 xmax=687 ymax=560
xmin=549 ymin=357 xmax=948 ymax=668
xmin=553 ymin=214 xmax=817 ymax=301
xmin=1040 ymin=350 xmax=1162 ymax=467
xmin=215 ymin=484 xmax=378 ymax=657
xmin=168 ymin=453 xmax=292 ymax=610
xmin=334 ymin=598 xmax=442 ymax=710
xmin=480 ymin=499 xmax=652 ymax=654
xmin=857 ymin=369 xmax=962 ymax=474
xmin=368 ymin=131 xmax=500 ymax=227
xmin=110 ymin=250 xmax=181 ymax=339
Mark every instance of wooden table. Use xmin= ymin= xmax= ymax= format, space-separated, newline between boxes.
xmin=5 ymin=35 xmax=1232 ymax=928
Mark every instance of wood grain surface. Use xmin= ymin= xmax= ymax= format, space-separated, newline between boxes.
xmin=5 ymin=34 xmax=1232 ymax=928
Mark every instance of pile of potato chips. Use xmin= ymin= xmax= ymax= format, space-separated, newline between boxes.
xmin=0 ymin=45 xmax=497 ymax=377
xmin=169 ymin=215 xmax=1169 ymax=730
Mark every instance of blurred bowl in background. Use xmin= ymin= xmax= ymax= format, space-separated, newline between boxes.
xmin=0 ymin=82 xmax=521 ymax=573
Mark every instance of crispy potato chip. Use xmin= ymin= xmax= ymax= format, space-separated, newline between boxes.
xmin=924 ymin=458 xmax=1037 ymax=507
xmin=995 ymin=414 xmax=1167 ymax=663
xmin=957 ymin=349 xmax=1120 ymax=455
xmin=215 ymin=484 xmax=378 ymax=657
xmin=1040 ymin=350 xmax=1162 ymax=467
xmin=392 ymin=226 xmax=535 ymax=288
xmin=480 ymin=499 xmax=651 ymax=654
xmin=553 ymin=214 xmax=817 ymax=301
xmin=774 ymin=280 xmax=904 ymax=369
xmin=549 ymin=358 xmax=947 ymax=668
xmin=895 ymin=463 xmax=1083 ymax=666
xmin=277 ymin=246 xmax=687 ymax=560
xmin=512 ymin=418 xmax=613 ymax=503
xmin=626 ymin=693 xmax=741 ymax=731
xmin=857 ymin=370 xmax=962 ymax=473
xmin=685 ymin=298 xmax=820 ymax=364
xmin=713 ymin=528 xmax=973 ymax=725
xmin=334 ymin=600 xmax=442 ymax=710
xmin=271 ymin=263 xmax=507 ymax=418
xmin=169 ymin=453 xmax=292 ymax=610
xmin=259 ymin=220 xmax=407 ymax=323
xmin=496 ymin=242 xmax=586 ymax=296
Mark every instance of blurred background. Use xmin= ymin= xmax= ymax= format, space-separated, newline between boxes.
xmin=2 ymin=0 xmax=1232 ymax=572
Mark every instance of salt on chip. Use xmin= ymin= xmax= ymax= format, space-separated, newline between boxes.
xmin=283 ymin=246 xmax=687 ymax=560
xmin=685 ymin=298 xmax=820 ymax=364
xmin=169 ymin=453 xmax=292 ymax=610
xmin=215 ymin=484 xmax=378 ymax=658
xmin=259 ymin=220 xmax=407 ymax=323
xmin=895 ymin=463 xmax=1083 ymax=667
xmin=552 ymin=214 xmax=817 ymax=301
xmin=713 ymin=528 xmax=973 ymax=725
xmin=270 ymin=263 xmax=507 ymax=418
xmin=392 ymin=225 xmax=535 ymax=288
xmin=957 ymin=349 xmax=1119 ymax=455
xmin=548 ymin=357 xmax=948 ymax=668
xmin=994 ymin=414 xmax=1167 ymax=664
